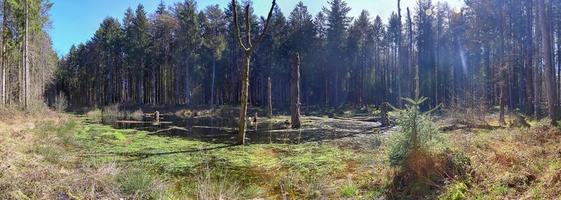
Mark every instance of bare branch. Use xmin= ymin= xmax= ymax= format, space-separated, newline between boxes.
xmin=232 ymin=0 xmax=248 ymax=51
xmin=245 ymin=3 xmax=252 ymax=48
xmin=254 ymin=0 xmax=276 ymax=48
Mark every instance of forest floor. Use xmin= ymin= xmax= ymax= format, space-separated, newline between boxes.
xmin=1 ymin=108 xmax=561 ymax=199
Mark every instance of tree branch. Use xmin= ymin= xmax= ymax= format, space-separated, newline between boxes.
xmin=231 ymin=0 xmax=248 ymax=51
xmin=254 ymin=0 xmax=276 ymax=48
xmin=245 ymin=3 xmax=252 ymax=48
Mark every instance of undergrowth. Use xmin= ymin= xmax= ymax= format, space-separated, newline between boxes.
xmin=3 ymin=109 xmax=560 ymax=199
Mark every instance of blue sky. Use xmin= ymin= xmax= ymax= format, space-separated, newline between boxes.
xmin=49 ymin=0 xmax=464 ymax=56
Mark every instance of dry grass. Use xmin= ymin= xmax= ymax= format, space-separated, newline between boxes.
xmin=0 ymin=112 xmax=123 ymax=199
xmin=449 ymin=124 xmax=561 ymax=199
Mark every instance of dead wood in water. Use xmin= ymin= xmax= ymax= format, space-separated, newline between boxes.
xmin=115 ymin=120 xmax=172 ymax=125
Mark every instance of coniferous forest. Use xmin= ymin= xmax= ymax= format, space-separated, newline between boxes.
xmin=3 ymin=0 xmax=561 ymax=199
xmin=54 ymin=0 xmax=561 ymax=119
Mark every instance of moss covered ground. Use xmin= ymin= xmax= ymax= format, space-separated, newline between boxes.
xmin=2 ymin=111 xmax=561 ymax=199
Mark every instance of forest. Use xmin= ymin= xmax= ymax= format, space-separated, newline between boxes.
xmin=2 ymin=0 xmax=561 ymax=199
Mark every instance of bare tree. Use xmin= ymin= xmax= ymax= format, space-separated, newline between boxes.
xmin=231 ymin=0 xmax=276 ymax=144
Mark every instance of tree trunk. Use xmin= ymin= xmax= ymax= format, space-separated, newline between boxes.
xmin=291 ymin=53 xmax=301 ymax=129
xmin=210 ymin=55 xmax=216 ymax=107
xmin=24 ymin=0 xmax=30 ymax=108
xmin=499 ymin=64 xmax=507 ymax=126
xmin=238 ymin=53 xmax=251 ymax=144
xmin=267 ymin=76 xmax=272 ymax=118
xmin=138 ymin=58 xmax=144 ymax=105
xmin=538 ymin=0 xmax=559 ymax=125
xmin=151 ymin=63 xmax=156 ymax=104
xmin=0 ymin=0 xmax=5 ymax=106
xmin=108 ymin=51 xmax=114 ymax=104
xmin=185 ymin=58 xmax=191 ymax=105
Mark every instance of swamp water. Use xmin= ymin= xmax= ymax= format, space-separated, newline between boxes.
xmin=98 ymin=112 xmax=382 ymax=145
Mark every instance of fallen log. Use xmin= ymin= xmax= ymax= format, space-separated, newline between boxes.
xmin=439 ymin=123 xmax=502 ymax=131
xmin=115 ymin=120 xmax=172 ymax=125
xmin=192 ymin=126 xmax=236 ymax=132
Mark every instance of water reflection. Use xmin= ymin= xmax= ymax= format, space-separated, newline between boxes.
xmin=100 ymin=113 xmax=381 ymax=145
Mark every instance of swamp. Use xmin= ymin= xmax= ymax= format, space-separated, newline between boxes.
xmin=2 ymin=0 xmax=561 ymax=199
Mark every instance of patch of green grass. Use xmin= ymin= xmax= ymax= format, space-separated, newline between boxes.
xmin=340 ymin=184 xmax=358 ymax=198
xmin=62 ymin=116 xmax=361 ymax=198
xmin=549 ymin=160 xmax=561 ymax=170
xmin=33 ymin=145 xmax=65 ymax=164
xmin=490 ymin=184 xmax=509 ymax=196
xmin=116 ymin=169 xmax=165 ymax=199
xmin=242 ymin=184 xmax=265 ymax=198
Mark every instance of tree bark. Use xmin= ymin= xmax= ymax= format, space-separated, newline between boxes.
xmin=210 ymin=55 xmax=216 ymax=107
xmin=267 ymin=76 xmax=272 ymax=118
xmin=499 ymin=64 xmax=507 ymax=126
xmin=24 ymin=0 xmax=30 ymax=108
xmin=538 ymin=0 xmax=559 ymax=125
xmin=231 ymin=0 xmax=276 ymax=145
xmin=0 ymin=0 xmax=6 ymax=106
xmin=291 ymin=53 xmax=301 ymax=129
xmin=238 ymin=53 xmax=250 ymax=144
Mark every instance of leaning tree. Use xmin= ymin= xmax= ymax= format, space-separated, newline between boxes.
xmin=231 ymin=0 xmax=276 ymax=145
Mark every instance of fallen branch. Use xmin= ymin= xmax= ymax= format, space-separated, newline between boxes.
xmin=439 ymin=123 xmax=502 ymax=131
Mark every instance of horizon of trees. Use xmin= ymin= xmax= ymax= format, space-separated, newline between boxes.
xmin=56 ymin=0 xmax=561 ymax=120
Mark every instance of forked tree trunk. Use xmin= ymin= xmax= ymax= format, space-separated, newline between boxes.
xmin=232 ymin=0 xmax=276 ymax=145
xmin=290 ymin=53 xmax=301 ymax=129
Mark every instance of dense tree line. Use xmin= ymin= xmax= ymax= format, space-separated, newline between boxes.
xmin=0 ymin=0 xmax=58 ymax=109
xmin=57 ymin=0 xmax=561 ymax=120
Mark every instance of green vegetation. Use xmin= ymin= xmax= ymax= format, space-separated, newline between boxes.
xmin=3 ymin=110 xmax=561 ymax=199
xmin=13 ymin=115 xmax=378 ymax=199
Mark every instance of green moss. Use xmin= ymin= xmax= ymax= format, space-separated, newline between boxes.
xmin=56 ymin=116 xmax=360 ymax=198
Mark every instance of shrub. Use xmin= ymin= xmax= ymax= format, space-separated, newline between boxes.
xmin=53 ymin=92 xmax=68 ymax=112
xmin=388 ymin=97 xmax=441 ymax=166
xmin=85 ymin=108 xmax=103 ymax=122
xmin=387 ymin=97 xmax=471 ymax=199
xmin=103 ymin=104 xmax=124 ymax=119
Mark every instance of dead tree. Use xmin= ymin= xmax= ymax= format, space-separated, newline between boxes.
xmin=290 ymin=53 xmax=301 ymax=129
xmin=231 ymin=0 xmax=276 ymax=144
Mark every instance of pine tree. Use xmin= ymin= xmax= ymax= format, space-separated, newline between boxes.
xmin=323 ymin=0 xmax=351 ymax=107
